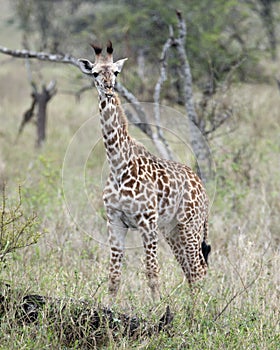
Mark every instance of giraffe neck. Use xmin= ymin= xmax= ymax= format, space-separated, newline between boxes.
xmin=98 ymin=93 xmax=131 ymax=176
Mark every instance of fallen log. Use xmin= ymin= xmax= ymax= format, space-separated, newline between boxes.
xmin=0 ymin=286 xmax=173 ymax=348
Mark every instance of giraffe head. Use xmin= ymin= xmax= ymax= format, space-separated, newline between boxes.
xmin=78 ymin=41 xmax=127 ymax=97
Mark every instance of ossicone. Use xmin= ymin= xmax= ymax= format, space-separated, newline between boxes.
xmin=107 ymin=40 xmax=113 ymax=55
xmin=90 ymin=43 xmax=102 ymax=56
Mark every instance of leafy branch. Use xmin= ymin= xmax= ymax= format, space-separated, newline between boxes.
xmin=0 ymin=185 xmax=42 ymax=267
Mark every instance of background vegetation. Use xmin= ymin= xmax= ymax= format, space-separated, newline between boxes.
xmin=0 ymin=0 xmax=279 ymax=348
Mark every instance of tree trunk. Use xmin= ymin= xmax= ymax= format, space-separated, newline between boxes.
xmin=259 ymin=0 xmax=277 ymax=60
xmin=35 ymin=81 xmax=56 ymax=147
xmin=36 ymin=88 xmax=48 ymax=147
xmin=175 ymin=11 xmax=212 ymax=183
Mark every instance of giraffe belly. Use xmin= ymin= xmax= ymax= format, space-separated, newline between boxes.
xmin=103 ymin=177 xmax=182 ymax=230
xmin=105 ymin=192 xmax=178 ymax=230
xmin=120 ymin=193 xmax=180 ymax=230
xmin=119 ymin=206 xmax=177 ymax=231
xmin=157 ymin=202 xmax=179 ymax=227
xmin=120 ymin=212 xmax=139 ymax=230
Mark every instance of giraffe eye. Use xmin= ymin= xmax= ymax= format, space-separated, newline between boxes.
xmin=93 ymin=72 xmax=99 ymax=78
xmin=114 ymin=71 xmax=119 ymax=77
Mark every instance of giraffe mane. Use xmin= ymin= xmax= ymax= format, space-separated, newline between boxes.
xmin=114 ymin=94 xmax=128 ymax=130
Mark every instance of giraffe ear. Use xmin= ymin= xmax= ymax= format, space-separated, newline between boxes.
xmin=114 ymin=58 xmax=128 ymax=73
xmin=78 ymin=58 xmax=94 ymax=75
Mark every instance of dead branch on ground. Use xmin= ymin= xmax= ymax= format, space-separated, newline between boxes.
xmin=0 ymin=286 xmax=173 ymax=348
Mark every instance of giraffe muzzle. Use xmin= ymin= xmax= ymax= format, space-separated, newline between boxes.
xmin=105 ymin=92 xmax=114 ymax=98
xmin=104 ymin=86 xmax=114 ymax=97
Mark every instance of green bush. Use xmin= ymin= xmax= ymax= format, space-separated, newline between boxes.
xmin=0 ymin=185 xmax=42 ymax=273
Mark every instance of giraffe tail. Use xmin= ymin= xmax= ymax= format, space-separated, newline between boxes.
xmin=201 ymin=217 xmax=211 ymax=265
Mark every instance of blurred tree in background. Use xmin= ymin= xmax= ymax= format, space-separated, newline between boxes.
xmin=11 ymin=0 xmax=279 ymax=95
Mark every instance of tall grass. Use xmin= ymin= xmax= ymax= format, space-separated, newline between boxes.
xmin=0 ymin=8 xmax=279 ymax=349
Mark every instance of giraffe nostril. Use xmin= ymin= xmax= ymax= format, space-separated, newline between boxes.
xmin=105 ymin=86 xmax=114 ymax=97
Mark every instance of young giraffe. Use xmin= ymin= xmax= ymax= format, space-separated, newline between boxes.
xmin=78 ymin=42 xmax=211 ymax=301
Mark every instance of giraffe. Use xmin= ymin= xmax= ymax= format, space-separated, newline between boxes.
xmin=78 ymin=41 xmax=211 ymax=301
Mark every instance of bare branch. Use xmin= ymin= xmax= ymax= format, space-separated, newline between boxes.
xmin=117 ymin=81 xmax=174 ymax=158
xmin=46 ymin=79 xmax=57 ymax=93
xmin=153 ymin=32 xmax=175 ymax=160
xmin=45 ymin=80 xmax=57 ymax=100
xmin=75 ymin=82 xmax=94 ymax=101
xmin=0 ymin=46 xmax=79 ymax=68
xmin=59 ymin=82 xmax=94 ymax=102
xmin=173 ymin=12 xmax=212 ymax=182
xmin=115 ymin=81 xmax=153 ymax=137
xmin=17 ymin=96 xmax=37 ymax=137
xmin=276 ymin=77 xmax=280 ymax=93
xmin=174 ymin=11 xmax=198 ymax=126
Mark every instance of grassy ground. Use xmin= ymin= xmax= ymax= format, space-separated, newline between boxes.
xmin=0 ymin=3 xmax=280 ymax=349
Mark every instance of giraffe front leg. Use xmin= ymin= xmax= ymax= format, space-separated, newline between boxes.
xmin=107 ymin=219 xmax=128 ymax=299
xmin=141 ymin=226 xmax=161 ymax=302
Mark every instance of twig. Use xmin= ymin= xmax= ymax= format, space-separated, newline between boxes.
xmin=75 ymin=83 xmax=94 ymax=101
xmin=221 ymin=57 xmax=247 ymax=92
xmin=207 ymin=124 xmax=238 ymax=141
xmin=213 ymin=244 xmax=269 ymax=322
xmin=203 ymin=111 xmax=232 ymax=137
xmin=58 ymin=85 xmax=94 ymax=102
xmin=213 ymin=263 xmax=263 ymax=322
xmin=91 ymin=278 xmax=107 ymax=298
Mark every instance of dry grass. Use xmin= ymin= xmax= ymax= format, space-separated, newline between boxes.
xmin=0 ymin=5 xmax=280 ymax=348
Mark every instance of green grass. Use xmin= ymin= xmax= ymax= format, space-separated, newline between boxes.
xmin=0 ymin=3 xmax=280 ymax=348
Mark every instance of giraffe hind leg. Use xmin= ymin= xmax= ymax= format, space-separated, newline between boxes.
xmin=165 ymin=225 xmax=208 ymax=284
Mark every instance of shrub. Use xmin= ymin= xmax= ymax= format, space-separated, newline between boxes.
xmin=0 ymin=185 xmax=42 ymax=273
